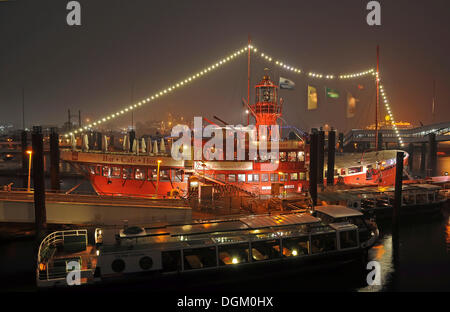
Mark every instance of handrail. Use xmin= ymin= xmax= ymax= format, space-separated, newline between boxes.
xmin=38 ymin=229 xmax=88 ymax=263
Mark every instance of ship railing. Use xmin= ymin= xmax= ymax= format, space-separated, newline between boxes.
xmin=61 ymin=148 xmax=171 ymax=157
xmin=37 ymin=229 xmax=91 ymax=282
xmin=38 ymin=229 xmax=88 ymax=263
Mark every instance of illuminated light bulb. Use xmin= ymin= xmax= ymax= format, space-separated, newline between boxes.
xmin=268 ymin=58 xmax=272 ymax=61
xmin=232 ymin=258 xmax=238 ymax=264
xmin=93 ymin=122 xmax=97 ymax=126
xmin=292 ymin=249 xmax=298 ymax=256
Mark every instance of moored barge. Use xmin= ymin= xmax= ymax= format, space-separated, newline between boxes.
xmin=36 ymin=205 xmax=378 ymax=288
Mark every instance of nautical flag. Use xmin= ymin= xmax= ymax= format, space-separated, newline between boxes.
xmin=346 ymin=92 xmax=358 ymax=118
xmin=307 ymin=85 xmax=318 ymax=110
xmin=279 ymin=77 xmax=295 ymax=90
xmin=325 ymin=87 xmax=340 ymax=98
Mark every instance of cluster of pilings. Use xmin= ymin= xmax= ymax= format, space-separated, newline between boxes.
xmin=308 ymin=128 xmax=337 ymax=206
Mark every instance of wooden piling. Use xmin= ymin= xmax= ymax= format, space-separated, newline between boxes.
xmin=309 ymin=131 xmax=318 ymax=207
xmin=327 ymin=130 xmax=336 ymax=186
xmin=32 ymin=126 xmax=47 ymax=238
xmin=50 ymin=128 xmax=60 ymax=191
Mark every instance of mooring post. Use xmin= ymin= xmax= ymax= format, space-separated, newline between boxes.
xmin=327 ymin=130 xmax=336 ymax=187
xmin=392 ymin=151 xmax=404 ymax=291
xmin=32 ymin=126 xmax=47 ymax=239
xmin=309 ymin=130 xmax=318 ymax=207
xmin=428 ymin=133 xmax=437 ymax=177
xmin=318 ymin=130 xmax=325 ymax=187
xmin=49 ymin=127 xmax=60 ymax=191
xmin=21 ymin=130 xmax=28 ymax=188
xmin=393 ymin=151 xmax=404 ymax=228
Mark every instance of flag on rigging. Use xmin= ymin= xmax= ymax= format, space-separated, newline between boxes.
xmin=346 ymin=92 xmax=358 ymax=118
xmin=279 ymin=77 xmax=295 ymax=90
xmin=307 ymin=85 xmax=318 ymax=110
xmin=325 ymin=87 xmax=340 ymax=99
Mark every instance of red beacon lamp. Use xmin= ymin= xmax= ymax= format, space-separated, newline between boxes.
xmin=248 ymin=74 xmax=283 ymax=140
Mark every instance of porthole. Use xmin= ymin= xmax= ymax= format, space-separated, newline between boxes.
xmin=111 ymin=259 xmax=125 ymax=273
xmin=139 ymin=256 xmax=153 ymax=270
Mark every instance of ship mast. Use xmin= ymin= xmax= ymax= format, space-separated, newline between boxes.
xmin=247 ymin=35 xmax=251 ymax=126
xmin=375 ymin=45 xmax=380 ymax=151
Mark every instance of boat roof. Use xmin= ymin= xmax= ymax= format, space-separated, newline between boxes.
xmin=108 ymin=213 xmax=321 ymax=240
xmin=315 ymin=205 xmax=363 ymax=218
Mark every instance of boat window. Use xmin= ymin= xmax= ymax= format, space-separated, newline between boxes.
xmin=253 ymin=174 xmax=259 ymax=182
xmin=261 ymin=174 xmax=269 ymax=182
xmin=160 ymin=169 xmax=170 ymax=181
xmin=279 ymin=152 xmax=287 ymax=162
xmin=148 ymin=168 xmax=157 ymax=181
xmin=340 ymin=169 xmax=346 ymax=176
xmin=218 ymin=243 xmax=250 ymax=266
xmin=279 ymin=173 xmax=288 ymax=182
xmin=110 ymin=167 xmax=121 ymax=178
xmin=172 ymin=169 xmax=183 ymax=182
xmin=297 ymin=151 xmax=305 ymax=161
xmin=216 ymin=174 xmax=225 ymax=181
xmin=282 ymin=236 xmax=309 ymax=257
xmin=270 ymin=173 xmax=278 ymax=182
xmin=228 ymin=174 xmax=236 ymax=182
xmin=288 ymin=152 xmax=297 ymax=162
xmin=311 ymin=233 xmax=337 ymax=254
xmin=183 ymin=247 xmax=217 ymax=270
xmin=162 ymin=250 xmax=182 ymax=272
xmin=135 ymin=168 xmax=145 ymax=180
xmin=290 ymin=173 xmax=298 ymax=181
xmin=238 ymin=174 xmax=245 ymax=182
xmin=348 ymin=166 xmax=362 ymax=174
xmin=299 ymin=172 xmax=306 ymax=180
xmin=339 ymin=230 xmax=358 ymax=249
xmin=247 ymin=174 xmax=253 ymax=182
xmin=122 ymin=167 xmax=133 ymax=179
xmin=102 ymin=166 xmax=111 ymax=177
xmin=251 ymin=240 xmax=281 ymax=261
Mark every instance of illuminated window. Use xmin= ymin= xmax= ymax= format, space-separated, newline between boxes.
xmin=122 ymin=167 xmax=132 ymax=179
xmin=228 ymin=174 xmax=236 ymax=182
xmin=110 ymin=167 xmax=121 ymax=178
xmin=102 ymin=166 xmax=111 ymax=177
xmin=247 ymin=174 xmax=253 ymax=182
xmin=135 ymin=168 xmax=145 ymax=180
xmin=172 ymin=170 xmax=183 ymax=182
xmin=216 ymin=174 xmax=225 ymax=181
xmin=160 ymin=170 xmax=170 ymax=181
xmin=270 ymin=173 xmax=278 ymax=182
xmin=237 ymin=174 xmax=245 ymax=182
xmin=279 ymin=173 xmax=288 ymax=182
xmin=253 ymin=174 xmax=259 ymax=182
xmin=148 ymin=168 xmax=157 ymax=181
xmin=297 ymin=151 xmax=305 ymax=161
xmin=279 ymin=152 xmax=287 ymax=162
xmin=261 ymin=174 xmax=268 ymax=182
xmin=299 ymin=172 xmax=306 ymax=180
xmin=290 ymin=173 xmax=298 ymax=181
xmin=288 ymin=152 xmax=297 ymax=162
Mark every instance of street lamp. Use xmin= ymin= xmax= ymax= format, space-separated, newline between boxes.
xmin=155 ymin=159 xmax=162 ymax=196
xmin=26 ymin=150 xmax=32 ymax=192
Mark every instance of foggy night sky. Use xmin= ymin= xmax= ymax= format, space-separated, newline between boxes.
xmin=0 ymin=0 xmax=449 ymax=135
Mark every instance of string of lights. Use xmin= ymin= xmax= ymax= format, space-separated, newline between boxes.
xmin=66 ymin=43 xmax=403 ymax=145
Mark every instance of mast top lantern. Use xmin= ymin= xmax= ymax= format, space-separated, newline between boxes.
xmin=250 ymin=73 xmax=282 ymax=130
